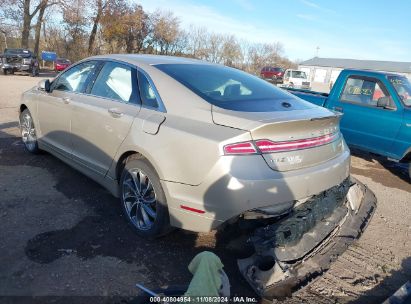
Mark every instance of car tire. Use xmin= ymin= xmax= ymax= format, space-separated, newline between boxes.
xmin=30 ymin=67 xmax=38 ymax=77
xmin=408 ymin=163 xmax=411 ymax=182
xmin=120 ymin=155 xmax=171 ymax=238
xmin=3 ymin=69 xmax=7 ymax=75
xmin=19 ymin=109 xmax=40 ymax=154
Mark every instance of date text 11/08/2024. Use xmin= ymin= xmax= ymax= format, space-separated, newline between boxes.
xmin=149 ymin=296 xmax=258 ymax=302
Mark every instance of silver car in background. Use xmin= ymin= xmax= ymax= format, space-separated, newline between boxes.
xmin=20 ymin=54 xmax=349 ymax=238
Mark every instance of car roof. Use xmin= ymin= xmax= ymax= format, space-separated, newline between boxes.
xmin=5 ymin=48 xmax=32 ymax=52
xmin=88 ymin=54 xmax=215 ymax=67
xmin=342 ymin=69 xmax=401 ymax=77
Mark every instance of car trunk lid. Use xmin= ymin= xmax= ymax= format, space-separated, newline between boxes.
xmin=212 ymin=104 xmax=343 ymax=171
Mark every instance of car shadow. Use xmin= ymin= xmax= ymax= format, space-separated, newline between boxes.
xmin=0 ymin=127 xmax=256 ymax=299
xmin=349 ymin=257 xmax=411 ymax=304
xmin=0 ymin=69 xmax=56 ymax=78
xmin=350 ymin=147 xmax=410 ymax=186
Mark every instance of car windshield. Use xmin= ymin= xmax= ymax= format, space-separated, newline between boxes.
xmin=388 ymin=76 xmax=411 ymax=107
xmin=4 ymin=49 xmax=31 ymax=55
xmin=155 ymin=63 xmax=302 ymax=111
xmin=291 ymin=71 xmax=307 ymax=79
xmin=57 ymin=58 xmax=70 ymax=64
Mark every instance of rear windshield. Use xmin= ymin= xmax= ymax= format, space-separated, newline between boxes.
xmin=155 ymin=63 xmax=300 ymax=111
xmin=291 ymin=71 xmax=307 ymax=79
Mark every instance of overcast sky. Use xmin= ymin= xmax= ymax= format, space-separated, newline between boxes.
xmin=137 ymin=0 xmax=411 ymax=62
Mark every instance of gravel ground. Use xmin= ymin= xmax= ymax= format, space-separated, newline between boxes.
xmin=0 ymin=73 xmax=410 ymax=304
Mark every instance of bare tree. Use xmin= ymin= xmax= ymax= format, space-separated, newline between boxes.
xmin=0 ymin=28 xmax=7 ymax=48
xmin=87 ymin=0 xmax=114 ymax=55
xmin=60 ymin=0 xmax=87 ymax=60
xmin=244 ymin=42 xmax=287 ymax=74
xmin=186 ymin=26 xmax=209 ymax=59
xmin=101 ymin=2 xmax=150 ymax=54
xmin=1 ymin=0 xmax=298 ymax=71
xmin=21 ymin=0 xmax=51 ymax=48
xmin=33 ymin=0 xmax=51 ymax=57
xmin=221 ymin=34 xmax=242 ymax=67
xmin=150 ymin=10 xmax=181 ymax=55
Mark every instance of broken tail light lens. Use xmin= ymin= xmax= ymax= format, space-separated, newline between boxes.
xmin=224 ymin=133 xmax=339 ymax=155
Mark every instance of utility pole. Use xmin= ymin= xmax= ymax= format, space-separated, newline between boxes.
xmin=316 ymin=46 xmax=320 ymax=57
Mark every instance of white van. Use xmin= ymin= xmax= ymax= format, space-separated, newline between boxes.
xmin=282 ymin=69 xmax=311 ymax=90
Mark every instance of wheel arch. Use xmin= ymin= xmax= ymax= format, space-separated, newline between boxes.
xmin=115 ymin=150 xmax=143 ymax=181
xmin=114 ymin=149 xmax=163 ymax=183
xmin=19 ymin=104 xmax=28 ymax=114
xmin=400 ymin=149 xmax=411 ymax=163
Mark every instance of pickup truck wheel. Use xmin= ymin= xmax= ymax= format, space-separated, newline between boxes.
xmin=2 ymin=69 xmax=7 ymax=75
xmin=19 ymin=109 xmax=40 ymax=154
xmin=120 ymin=156 xmax=171 ymax=238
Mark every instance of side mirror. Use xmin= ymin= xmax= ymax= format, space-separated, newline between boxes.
xmin=38 ymin=79 xmax=51 ymax=92
xmin=377 ymin=97 xmax=395 ymax=110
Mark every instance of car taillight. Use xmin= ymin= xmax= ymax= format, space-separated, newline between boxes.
xmin=255 ymin=133 xmax=339 ymax=153
xmin=224 ymin=133 xmax=339 ymax=155
xmin=224 ymin=142 xmax=257 ymax=155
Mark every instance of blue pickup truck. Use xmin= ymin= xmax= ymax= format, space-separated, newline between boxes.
xmin=286 ymin=69 xmax=411 ymax=180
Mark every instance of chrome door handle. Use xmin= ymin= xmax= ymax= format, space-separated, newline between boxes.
xmin=333 ymin=106 xmax=343 ymax=112
xmin=62 ymin=97 xmax=70 ymax=104
xmin=108 ymin=108 xmax=123 ymax=117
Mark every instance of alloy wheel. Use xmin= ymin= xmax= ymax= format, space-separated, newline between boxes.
xmin=122 ymin=168 xmax=157 ymax=231
xmin=21 ymin=113 xmax=37 ymax=151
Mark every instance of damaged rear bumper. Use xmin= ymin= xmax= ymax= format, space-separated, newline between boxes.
xmin=238 ymin=177 xmax=376 ymax=299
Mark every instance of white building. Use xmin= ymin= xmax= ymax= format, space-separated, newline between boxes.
xmin=298 ymin=57 xmax=411 ymax=90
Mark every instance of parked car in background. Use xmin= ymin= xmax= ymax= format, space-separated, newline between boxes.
xmin=286 ymin=69 xmax=411 ymax=180
xmin=260 ymin=66 xmax=284 ymax=83
xmin=282 ymin=69 xmax=311 ymax=89
xmin=1 ymin=48 xmax=39 ymax=76
xmin=54 ymin=58 xmax=71 ymax=72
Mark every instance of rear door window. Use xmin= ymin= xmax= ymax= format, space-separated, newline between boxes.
xmin=340 ymin=76 xmax=393 ymax=107
xmin=91 ymin=62 xmax=134 ymax=103
xmin=53 ymin=61 xmax=97 ymax=93
xmin=137 ymin=71 xmax=160 ymax=109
